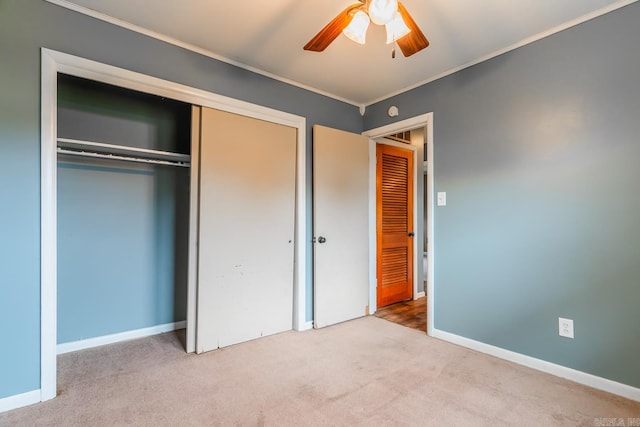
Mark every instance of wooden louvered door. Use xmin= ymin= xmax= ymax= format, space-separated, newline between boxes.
xmin=377 ymin=144 xmax=413 ymax=308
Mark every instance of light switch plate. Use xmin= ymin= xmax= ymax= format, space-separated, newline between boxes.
xmin=437 ymin=192 xmax=446 ymax=206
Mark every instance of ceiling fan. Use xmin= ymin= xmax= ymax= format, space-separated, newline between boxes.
xmin=304 ymin=0 xmax=429 ymax=57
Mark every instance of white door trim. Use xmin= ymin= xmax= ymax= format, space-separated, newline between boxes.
xmin=188 ymin=106 xmax=202 ymax=353
xmin=40 ymin=48 xmax=307 ymax=402
xmin=363 ymin=113 xmax=434 ymax=336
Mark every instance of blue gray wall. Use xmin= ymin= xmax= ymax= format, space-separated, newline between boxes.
xmin=0 ymin=0 xmax=361 ymax=400
xmin=57 ymin=161 xmax=189 ymax=342
xmin=365 ymin=3 xmax=640 ymax=388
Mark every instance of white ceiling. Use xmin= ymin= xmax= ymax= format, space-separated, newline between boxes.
xmin=52 ymin=0 xmax=634 ymax=106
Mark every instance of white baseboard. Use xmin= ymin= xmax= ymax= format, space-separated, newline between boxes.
xmin=0 ymin=389 xmax=41 ymax=413
xmin=298 ymin=321 xmax=314 ymax=331
xmin=414 ymin=292 xmax=426 ymax=299
xmin=432 ymin=328 xmax=640 ymax=402
xmin=57 ymin=321 xmax=187 ymax=355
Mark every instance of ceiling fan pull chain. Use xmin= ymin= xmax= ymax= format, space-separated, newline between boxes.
xmin=392 ymin=47 xmax=396 ymax=58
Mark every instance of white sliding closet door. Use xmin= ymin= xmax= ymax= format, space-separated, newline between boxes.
xmin=197 ymin=107 xmax=297 ymax=353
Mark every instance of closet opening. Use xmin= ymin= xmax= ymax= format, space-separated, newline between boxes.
xmin=41 ymin=48 xmax=308 ymax=401
xmin=56 ymin=74 xmax=192 ymax=355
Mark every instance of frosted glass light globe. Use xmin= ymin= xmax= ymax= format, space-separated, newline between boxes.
xmin=385 ymin=12 xmax=410 ymax=43
xmin=343 ymin=10 xmax=370 ymax=44
xmin=368 ymin=0 xmax=398 ymax=25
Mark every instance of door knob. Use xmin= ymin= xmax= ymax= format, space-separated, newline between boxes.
xmin=408 ymin=232 xmax=415 ymax=237
xmin=318 ymin=236 xmax=327 ymax=244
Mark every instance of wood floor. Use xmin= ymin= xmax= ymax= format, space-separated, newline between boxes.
xmin=374 ymin=296 xmax=426 ymax=332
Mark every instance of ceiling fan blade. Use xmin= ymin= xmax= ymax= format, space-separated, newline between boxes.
xmin=304 ymin=3 xmax=362 ymax=52
xmin=396 ymin=2 xmax=429 ymax=57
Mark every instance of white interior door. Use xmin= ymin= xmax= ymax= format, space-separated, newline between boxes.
xmin=313 ymin=125 xmax=370 ymax=328
xmin=197 ymin=107 xmax=297 ymax=353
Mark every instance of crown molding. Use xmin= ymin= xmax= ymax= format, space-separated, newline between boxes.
xmin=44 ymin=0 xmax=362 ymax=108
xmin=363 ymin=0 xmax=639 ymax=106
xmin=44 ymin=0 xmax=638 ymax=116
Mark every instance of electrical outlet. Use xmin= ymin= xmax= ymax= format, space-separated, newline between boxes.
xmin=558 ymin=318 xmax=574 ymax=339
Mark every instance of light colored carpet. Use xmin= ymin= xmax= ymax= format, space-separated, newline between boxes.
xmin=1 ymin=316 xmax=638 ymax=426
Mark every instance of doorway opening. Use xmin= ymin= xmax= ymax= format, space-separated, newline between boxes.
xmin=363 ymin=114 xmax=434 ymax=335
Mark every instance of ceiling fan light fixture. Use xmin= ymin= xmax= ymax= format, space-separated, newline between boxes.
xmin=385 ymin=11 xmax=411 ymax=44
xmin=368 ymin=0 xmax=398 ymax=25
xmin=343 ymin=10 xmax=370 ymax=44
xmin=304 ymin=1 xmax=428 ymax=57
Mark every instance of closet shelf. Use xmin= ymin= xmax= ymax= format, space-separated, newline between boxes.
xmin=57 ymin=138 xmax=190 ymax=166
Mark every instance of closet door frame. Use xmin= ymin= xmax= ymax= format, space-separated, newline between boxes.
xmin=40 ymin=48 xmax=308 ymax=402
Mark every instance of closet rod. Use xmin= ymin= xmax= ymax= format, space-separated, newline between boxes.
xmin=57 ymin=138 xmax=191 ymax=163
xmin=57 ymin=148 xmax=190 ymax=168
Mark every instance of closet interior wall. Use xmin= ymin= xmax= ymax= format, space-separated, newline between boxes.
xmin=56 ymin=74 xmax=191 ymax=347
